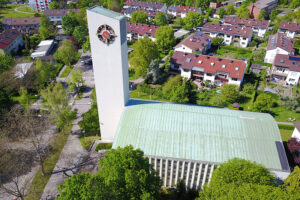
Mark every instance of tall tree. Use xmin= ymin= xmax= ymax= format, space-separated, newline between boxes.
xmin=217 ymin=7 xmax=225 ymax=18
xmin=258 ymin=9 xmax=267 ymax=20
xmin=155 ymin=26 xmax=176 ymax=53
xmin=34 ymin=58 xmax=57 ymax=89
xmin=226 ymin=4 xmax=236 ymax=15
xmin=62 ymin=12 xmax=79 ymax=35
xmin=252 ymin=93 xmax=273 ymax=113
xmin=0 ymin=54 xmax=15 ymax=75
xmin=129 ymin=38 xmax=160 ymax=76
xmin=284 ymin=166 xmax=300 ymax=193
xmin=183 ymin=12 xmax=204 ymax=30
xmin=130 ymin=11 xmax=148 ymax=24
xmin=78 ymin=102 xmax=100 ymax=135
xmin=49 ymin=1 xmax=59 ymax=9
xmin=67 ymin=69 xmax=84 ymax=93
xmin=73 ymin=26 xmax=88 ymax=45
xmin=148 ymin=59 xmax=161 ymax=84
xmin=154 ymin=12 xmax=168 ymax=26
xmin=269 ymin=9 xmax=278 ymax=21
xmin=39 ymin=15 xmax=56 ymax=40
xmin=54 ymin=39 xmax=77 ymax=66
xmin=237 ymin=6 xmax=250 ymax=18
xmin=220 ymin=84 xmax=239 ymax=104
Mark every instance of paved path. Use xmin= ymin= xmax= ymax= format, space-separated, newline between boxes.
xmin=277 ymin=121 xmax=294 ymax=126
xmin=14 ymin=5 xmax=34 ymax=14
xmin=41 ymin=52 xmax=96 ymax=200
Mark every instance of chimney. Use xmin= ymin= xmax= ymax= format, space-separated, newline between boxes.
xmin=218 ymin=57 xmax=221 ymax=62
xmin=230 ymin=60 xmax=233 ymax=63
xmin=206 ymin=55 xmax=209 ymax=59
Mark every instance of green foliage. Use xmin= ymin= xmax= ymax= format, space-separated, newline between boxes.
xmin=60 ymin=65 xmax=72 ymax=78
xmin=284 ymin=166 xmax=300 ymax=193
xmin=269 ymin=9 xmax=278 ymax=21
xmin=155 ymin=26 xmax=176 ymax=52
xmin=16 ymin=87 xmax=30 ymax=110
xmin=226 ymin=4 xmax=236 ymax=15
xmin=155 ymin=12 xmax=168 ymax=26
xmin=205 ymin=7 xmax=215 ymax=17
xmin=73 ymin=26 xmax=88 ymax=45
xmin=54 ymin=39 xmax=77 ymax=66
xmin=35 ymin=58 xmax=57 ymax=89
xmin=236 ymin=6 xmax=250 ymax=18
xmin=183 ymin=12 xmax=204 ymax=30
xmin=289 ymin=0 xmax=300 ymax=9
xmin=62 ymin=12 xmax=79 ymax=35
xmin=129 ymin=38 xmax=160 ymax=77
xmin=278 ymin=124 xmax=295 ymax=130
xmin=211 ymin=37 xmax=224 ymax=47
xmin=147 ymin=59 xmax=161 ymax=84
xmin=39 ymin=16 xmax=55 ymax=40
xmin=67 ymin=69 xmax=84 ymax=93
xmin=217 ymin=7 xmax=225 ymax=18
xmin=130 ymin=11 xmax=148 ymax=24
xmin=0 ymin=54 xmax=15 ymax=75
xmin=78 ymin=102 xmax=100 ymax=136
xmin=252 ymin=93 xmax=273 ymax=112
xmin=95 ymin=143 xmax=112 ymax=151
xmin=242 ymin=83 xmax=255 ymax=96
xmin=252 ymin=48 xmax=266 ymax=62
xmin=220 ymin=84 xmax=239 ymax=104
xmin=49 ymin=1 xmax=59 ymax=9
xmin=258 ymin=9 xmax=267 ymax=20
xmin=82 ymin=36 xmax=90 ymax=52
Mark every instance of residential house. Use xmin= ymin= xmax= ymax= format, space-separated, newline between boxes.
xmin=170 ymin=51 xmax=247 ymax=86
xmin=271 ymin=54 xmax=300 ymax=86
xmin=126 ymin=22 xmax=159 ymax=41
xmin=264 ymin=32 xmax=294 ymax=64
xmin=174 ymin=32 xmax=211 ymax=54
xmin=2 ymin=17 xmax=41 ymax=34
xmin=167 ymin=5 xmax=201 ymax=18
xmin=29 ymin=0 xmax=53 ymax=12
xmin=248 ymin=0 xmax=278 ymax=19
xmin=209 ymin=2 xmax=222 ymax=9
xmin=123 ymin=0 xmax=167 ymax=12
xmin=31 ymin=39 xmax=55 ymax=58
xmin=224 ymin=16 xmax=270 ymax=37
xmin=0 ymin=29 xmax=24 ymax=56
xmin=279 ymin=21 xmax=300 ymax=39
xmin=202 ymin=23 xmax=253 ymax=48
xmin=44 ymin=9 xmax=80 ymax=24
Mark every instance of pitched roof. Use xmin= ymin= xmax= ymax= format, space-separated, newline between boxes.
xmin=122 ymin=8 xmax=159 ymax=18
xmin=266 ymin=32 xmax=294 ymax=53
xmin=113 ymin=102 xmax=289 ymax=172
xmin=168 ymin=5 xmax=201 ymax=14
xmin=224 ymin=16 xmax=269 ymax=29
xmin=126 ymin=22 xmax=159 ymax=37
xmin=43 ymin=9 xmax=80 ymax=17
xmin=202 ymin=23 xmax=252 ymax=38
xmin=170 ymin=51 xmax=246 ymax=79
xmin=0 ymin=29 xmax=22 ymax=49
xmin=175 ymin=32 xmax=211 ymax=51
xmin=279 ymin=21 xmax=300 ymax=33
xmin=294 ymin=121 xmax=300 ymax=132
xmin=273 ymin=54 xmax=300 ymax=72
xmin=2 ymin=17 xmax=40 ymax=26
xmin=124 ymin=0 xmax=165 ymax=9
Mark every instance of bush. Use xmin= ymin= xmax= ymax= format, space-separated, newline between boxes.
xmin=95 ymin=143 xmax=112 ymax=151
xmin=278 ymin=124 xmax=295 ymax=130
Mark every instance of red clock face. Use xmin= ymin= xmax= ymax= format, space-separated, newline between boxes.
xmin=97 ymin=24 xmax=116 ymax=45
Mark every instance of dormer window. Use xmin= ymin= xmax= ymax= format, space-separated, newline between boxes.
xmin=235 ymin=67 xmax=239 ymax=71
xmin=280 ymin=59 xmax=284 ymax=63
xmin=198 ymin=60 xmax=202 ymax=64
xmin=222 ymin=64 xmax=226 ymax=68
xmin=210 ymin=62 xmax=214 ymax=66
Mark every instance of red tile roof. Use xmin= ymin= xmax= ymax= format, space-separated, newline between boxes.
xmin=43 ymin=9 xmax=80 ymax=17
xmin=224 ymin=16 xmax=269 ymax=29
xmin=126 ymin=22 xmax=159 ymax=37
xmin=167 ymin=5 xmax=201 ymax=14
xmin=202 ymin=23 xmax=252 ymax=38
xmin=267 ymin=32 xmax=294 ymax=53
xmin=274 ymin=54 xmax=300 ymax=72
xmin=2 ymin=17 xmax=40 ymax=26
xmin=124 ymin=0 xmax=165 ymax=10
xmin=175 ymin=32 xmax=211 ymax=51
xmin=171 ymin=51 xmax=246 ymax=79
xmin=279 ymin=21 xmax=300 ymax=33
xmin=122 ymin=8 xmax=159 ymax=18
xmin=0 ymin=29 xmax=22 ymax=49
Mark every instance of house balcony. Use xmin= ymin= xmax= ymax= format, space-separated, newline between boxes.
xmin=215 ymin=76 xmax=228 ymax=82
xmin=271 ymin=70 xmax=288 ymax=77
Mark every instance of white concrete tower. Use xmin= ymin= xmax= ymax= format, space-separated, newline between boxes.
xmin=87 ymin=6 xmax=129 ymax=142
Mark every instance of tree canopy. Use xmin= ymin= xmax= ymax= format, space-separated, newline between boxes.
xmin=252 ymin=93 xmax=273 ymax=113
xmin=258 ymin=9 xmax=267 ymax=20
xmin=220 ymin=84 xmax=239 ymax=104
xmin=54 ymin=39 xmax=77 ymax=66
xmin=226 ymin=4 xmax=236 ymax=15
xmin=183 ymin=12 xmax=204 ymax=30
xmin=129 ymin=38 xmax=160 ymax=77
xmin=217 ymin=7 xmax=225 ymax=18
xmin=155 ymin=12 xmax=168 ymax=26
xmin=155 ymin=26 xmax=176 ymax=52
xmin=236 ymin=6 xmax=250 ymax=18
xmin=130 ymin=11 xmax=148 ymax=24
xmin=73 ymin=26 xmax=88 ymax=45
xmin=62 ymin=12 xmax=79 ymax=35
xmin=0 ymin=54 xmax=15 ymax=75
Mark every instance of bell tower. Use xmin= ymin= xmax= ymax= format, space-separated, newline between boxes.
xmin=87 ymin=6 xmax=129 ymax=142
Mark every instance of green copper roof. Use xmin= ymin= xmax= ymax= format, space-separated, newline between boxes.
xmin=113 ymin=101 xmax=289 ymax=171
xmin=88 ymin=6 xmax=125 ymax=21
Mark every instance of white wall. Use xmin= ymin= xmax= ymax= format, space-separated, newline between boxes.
xmin=286 ymin=71 xmax=300 ymax=86
xmin=264 ymin=48 xmax=289 ymax=64
xmin=174 ymin=44 xmax=193 ymax=53
xmin=228 ymin=77 xmax=242 ymax=86
xmin=180 ymin=68 xmax=192 ymax=79
xmin=87 ymin=8 xmax=129 ymax=142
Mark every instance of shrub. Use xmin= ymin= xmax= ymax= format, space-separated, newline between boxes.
xmin=95 ymin=143 xmax=112 ymax=151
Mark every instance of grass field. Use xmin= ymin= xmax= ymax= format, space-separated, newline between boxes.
xmin=214 ymin=45 xmax=253 ymax=60
xmin=279 ymin=127 xmax=294 ymax=142
xmin=79 ymin=135 xmax=100 ymax=150
xmin=0 ymin=5 xmax=36 ymax=19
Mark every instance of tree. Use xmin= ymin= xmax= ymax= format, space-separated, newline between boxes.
xmin=252 ymin=93 xmax=273 ymax=112
xmin=15 ymin=87 xmax=30 ymax=110
xmin=289 ymin=0 xmax=300 ymax=9
xmin=39 ymin=15 xmax=56 ymax=40
xmin=217 ymin=7 xmax=225 ymax=18
xmin=78 ymin=102 xmax=100 ymax=135
xmin=67 ymin=69 xmax=84 ymax=93
xmin=129 ymin=38 xmax=160 ymax=76
xmin=49 ymin=1 xmax=59 ymax=9
xmin=54 ymin=39 xmax=77 ymax=66
xmin=73 ymin=26 xmax=88 ymax=45
xmin=258 ymin=9 xmax=267 ymax=20
xmin=82 ymin=36 xmax=90 ymax=52
xmin=41 ymin=82 xmax=76 ymax=131
xmin=155 ymin=26 xmax=176 ymax=52
xmin=220 ymin=84 xmax=239 ymax=104
xmin=34 ymin=58 xmax=57 ymax=89
xmin=252 ymin=48 xmax=266 ymax=62
xmin=206 ymin=7 xmax=215 ymax=17
xmin=237 ymin=6 xmax=250 ymax=18
xmin=183 ymin=12 xmax=204 ymax=30
xmin=0 ymin=54 xmax=15 ymax=75
xmin=56 ymin=146 xmax=162 ymax=200
xmin=147 ymin=59 xmax=161 ymax=84
xmin=242 ymin=83 xmax=255 ymax=96
xmin=226 ymin=4 xmax=236 ymax=15
xmin=130 ymin=11 xmax=148 ymax=24
xmin=155 ymin=12 xmax=168 ymax=26
xmin=211 ymin=37 xmax=224 ymax=48
xmin=62 ymin=13 xmax=79 ymax=35
xmin=284 ymin=166 xmax=300 ymax=193
xmin=269 ymin=9 xmax=278 ymax=21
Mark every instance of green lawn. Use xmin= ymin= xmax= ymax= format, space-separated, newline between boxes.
xmin=16 ymin=6 xmax=35 ymax=13
xmin=272 ymin=106 xmax=300 ymax=122
xmin=130 ymin=90 xmax=167 ymax=101
xmin=0 ymin=4 xmax=36 ymax=20
xmin=214 ymin=46 xmax=253 ymax=60
xmin=79 ymin=135 xmax=100 ymax=150
xmin=25 ymin=126 xmax=72 ymax=200
xmin=279 ymin=128 xmax=294 ymax=142
xmin=60 ymin=66 xmax=72 ymax=78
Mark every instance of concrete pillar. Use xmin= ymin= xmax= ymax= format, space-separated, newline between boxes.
xmin=196 ymin=163 xmax=203 ymax=188
xmin=169 ymin=160 xmax=174 ymax=186
xmin=149 ymin=157 xmax=152 ymax=165
xmin=190 ymin=162 xmax=197 ymax=188
xmin=175 ymin=160 xmax=180 ymax=184
xmin=185 ymin=162 xmax=191 ymax=187
xmin=164 ymin=159 xmax=168 ymax=187
xmin=159 ymin=159 xmax=163 ymax=177
xmin=181 ymin=161 xmax=185 ymax=180
xmin=208 ymin=164 xmax=214 ymax=182
xmin=201 ymin=164 xmax=209 ymax=188
xmin=154 ymin=157 xmax=157 ymax=171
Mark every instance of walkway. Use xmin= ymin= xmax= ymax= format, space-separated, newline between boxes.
xmin=14 ymin=5 xmax=34 ymax=14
